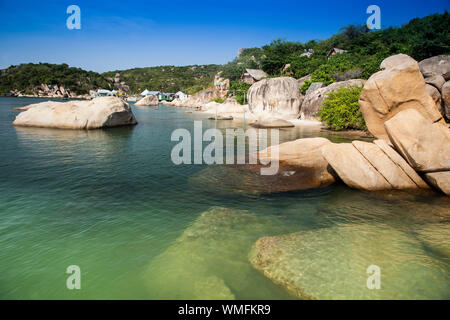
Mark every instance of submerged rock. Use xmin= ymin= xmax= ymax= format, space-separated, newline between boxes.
xmin=359 ymin=54 xmax=444 ymax=141
xmin=134 ymin=94 xmax=158 ymax=106
xmin=249 ymin=223 xmax=449 ymax=299
xmin=145 ymin=207 xmax=287 ymax=299
xmin=13 ymin=97 xmax=137 ymax=129
xmin=247 ymin=77 xmax=302 ymax=120
xmin=254 ymin=137 xmax=336 ymax=189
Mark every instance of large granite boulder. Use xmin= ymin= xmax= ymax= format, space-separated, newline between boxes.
xmin=352 ymin=141 xmax=418 ymax=189
xmin=297 ymin=74 xmax=311 ymax=89
xmin=249 ymin=223 xmax=449 ymax=299
xmin=424 ymin=172 xmax=450 ymax=196
xmin=359 ymin=54 xmax=444 ymax=141
xmin=300 ymin=79 xmax=365 ymax=120
xmin=419 ymin=55 xmax=450 ymax=79
xmin=247 ymin=77 xmax=302 ymax=120
xmin=13 ymin=97 xmax=137 ymax=129
xmin=425 ymin=75 xmax=446 ymax=91
xmin=373 ymin=139 xmax=430 ymax=189
xmin=134 ymin=94 xmax=158 ymax=106
xmin=443 ymin=81 xmax=450 ymax=119
xmin=322 ymin=143 xmax=392 ymax=190
xmin=425 ymin=84 xmax=443 ymax=116
xmin=321 ymin=142 xmax=392 ymax=190
xmin=254 ymin=138 xmax=336 ymax=188
xmin=384 ymin=109 xmax=450 ymax=172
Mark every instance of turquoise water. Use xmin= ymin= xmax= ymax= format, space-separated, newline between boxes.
xmin=0 ymin=97 xmax=448 ymax=299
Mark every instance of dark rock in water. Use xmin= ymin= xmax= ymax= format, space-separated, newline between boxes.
xmin=208 ymin=115 xmax=233 ymax=120
xmin=249 ymin=223 xmax=449 ymax=299
xmin=145 ymin=207 xmax=288 ymax=299
xmin=189 ymin=160 xmax=334 ymax=196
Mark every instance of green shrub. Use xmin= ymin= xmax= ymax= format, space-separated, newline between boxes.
xmin=318 ymin=85 xmax=367 ymax=131
xmin=211 ymin=97 xmax=226 ymax=103
xmin=229 ymin=81 xmax=251 ymax=105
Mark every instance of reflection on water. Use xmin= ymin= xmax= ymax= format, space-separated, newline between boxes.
xmin=0 ymin=98 xmax=448 ymax=299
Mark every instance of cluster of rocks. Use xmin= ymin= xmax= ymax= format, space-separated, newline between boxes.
xmin=254 ymin=54 xmax=449 ymax=196
xmin=11 ymin=84 xmax=90 ymax=99
xmin=231 ymin=54 xmax=450 ymax=128
xmin=12 ymin=96 xmax=137 ymax=129
xmin=420 ymin=55 xmax=450 ymax=120
xmin=107 ymin=72 xmax=130 ymax=93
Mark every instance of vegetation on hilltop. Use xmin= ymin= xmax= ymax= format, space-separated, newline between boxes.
xmin=0 ymin=63 xmax=111 ymax=95
xmin=1 ymin=12 xmax=448 ymax=97
xmin=103 ymin=65 xmax=221 ymax=94
xmin=221 ymin=11 xmax=449 ymax=96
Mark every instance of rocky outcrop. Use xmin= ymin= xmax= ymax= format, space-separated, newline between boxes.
xmin=249 ymin=223 xmax=448 ymax=299
xmin=373 ymin=139 xmax=430 ymax=189
xmin=304 ymin=82 xmax=324 ymax=95
xmin=424 ymin=172 xmax=450 ymax=196
xmin=134 ymin=94 xmax=158 ymax=106
xmin=352 ymin=141 xmax=418 ymax=189
xmin=146 ymin=206 xmax=287 ymax=299
xmin=13 ymin=97 xmax=137 ymax=129
xmin=359 ymin=54 xmax=444 ymax=140
xmin=247 ymin=77 xmax=302 ymax=120
xmin=321 ymin=143 xmax=392 ymax=190
xmin=253 ymin=137 xmax=336 ymax=188
xmin=425 ymin=75 xmax=446 ymax=91
xmin=426 ymin=84 xmax=444 ymax=116
xmin=249 ymin=118 xmax=294 ymax=128
xmin=170 ymin=88 xmax=223 ymax=108
xmin=300 ymin=79 xmax=365 ymax=120
xmin=442 ymin=81 xmax=450 ymax=119
xmin=384 ymin=109 xmax=450 ymax=172
xmin=297 ymin=74 xmax=311 ymax=89
xmin=419 ymin=55 xmax=450 ymax=79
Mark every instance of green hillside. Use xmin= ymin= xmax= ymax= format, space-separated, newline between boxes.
xmin=0 ymin=63 xmax=111 ymax=95
xmin=103 ymin=64 xmax=221 ymax=94
xmin=1 ymin=12 xmax=448 ymax=96
xmin=222 ymin=11 xmax=449 ymax=93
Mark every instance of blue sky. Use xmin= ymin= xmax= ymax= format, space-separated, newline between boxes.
xmin=0 ymin=0 xmax=448 ymax=73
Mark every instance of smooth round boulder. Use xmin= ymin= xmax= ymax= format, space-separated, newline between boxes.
xmin=359 ymin=54 xmax=444 ymax=141
xmin=134 ymin=94 xmax=159 ymax=106
xmin=13 ymin=97 xmax=137 ymax=129
xmin=247 ymin=77 xmax=302 ymax=120
xmin=419 ymin=55 xmax=450 ymax=79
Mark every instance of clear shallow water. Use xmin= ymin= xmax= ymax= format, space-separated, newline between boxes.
xmin=0 ymin=97 xmax=448 ymax=299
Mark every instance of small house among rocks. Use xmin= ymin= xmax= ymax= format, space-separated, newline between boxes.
xmin=240 ymin=69 xmax=269 ymax=84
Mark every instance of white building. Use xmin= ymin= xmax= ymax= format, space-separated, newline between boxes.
xmin=175 ymin=91 xmax=188 ymax=100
